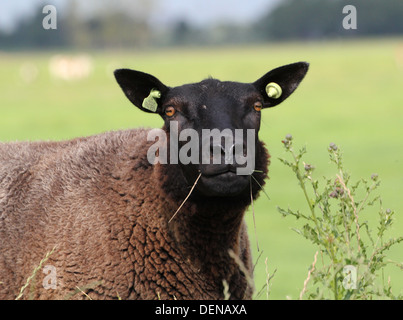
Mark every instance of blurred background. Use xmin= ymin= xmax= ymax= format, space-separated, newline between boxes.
xmin=1 ymin=0 xmax=403 ymax=299
xmin=2 ymin=0 xmax=403 ymax=49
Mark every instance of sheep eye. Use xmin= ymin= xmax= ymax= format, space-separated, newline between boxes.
xmin=253 ymin=101 xmax=263 ymax=112
xmin=164 ymin=106 xmax=176 ymax=117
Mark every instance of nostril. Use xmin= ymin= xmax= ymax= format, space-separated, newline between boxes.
xmin=231 ymin=142 xmax=244 ymax=152
xmin=229 ymin=144 xmax=235 ymax=155
xmin=225 ymin=143 xmax=236 ymax=164
xmin=210 ymin=143 xmax=233 ymax=164
xmin=210 ymin=144 xmax=223 ymax=163
xmin=210 ymin=142 xmax=246 ymax=161
xmin=210 ymin=144 xmax=225 ymax=155
xmin=233 ymin=142 xmax=246 ymax=157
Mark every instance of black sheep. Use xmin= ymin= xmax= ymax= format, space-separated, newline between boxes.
xmin=0 ymin=62 xmax=308 ymax=299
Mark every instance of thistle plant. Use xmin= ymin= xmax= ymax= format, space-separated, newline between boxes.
xmin=278 ymin=134 xmax=403 ymax=300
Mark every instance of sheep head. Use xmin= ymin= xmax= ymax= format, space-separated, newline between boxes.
xmin=114 ymin=62 xmax=309 ymax=197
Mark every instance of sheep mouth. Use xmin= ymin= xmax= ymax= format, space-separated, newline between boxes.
xmin=182 ymin=164 xmax=249 ymax=197
xmin=196 ymin=166 xmax=249 ymax=197
xmin=203 ymin=171 xmax=238 ymax=181
xmin=201 ymin=165 xmax=237 ymax=177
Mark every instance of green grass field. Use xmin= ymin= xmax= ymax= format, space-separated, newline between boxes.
xmin=1 ymin=38 xmax=403 ymax=299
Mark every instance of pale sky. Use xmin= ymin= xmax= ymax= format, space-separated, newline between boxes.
xmin=0 ymin=0 xmax=280 ymax=32
xmin=149 ymin=0 xmax=280 ymax=27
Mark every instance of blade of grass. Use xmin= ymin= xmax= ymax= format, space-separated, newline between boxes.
xmin=15 ymin=246 xmax=57 ymax=300
xmin=169 ymin=172 xmax=201 ymax=224
xmin=250 ymin=176 xmax=259 ymax=252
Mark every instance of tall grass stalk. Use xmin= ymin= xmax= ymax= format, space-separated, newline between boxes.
xmin=278 ymin=135 xmax=403 ymax=300
xmin=15 ymin=246 xmax=56 ymax=300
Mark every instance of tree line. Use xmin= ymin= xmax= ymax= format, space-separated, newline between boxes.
xmin=1 ymin=0 xmax=403 ymax=50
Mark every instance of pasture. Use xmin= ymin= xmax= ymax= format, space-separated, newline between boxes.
xmin=1 ymin=38 xmax=402 ymax=299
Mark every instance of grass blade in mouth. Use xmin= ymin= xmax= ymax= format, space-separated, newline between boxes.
xmin=169 ymin=172 xmax=202 ymax=224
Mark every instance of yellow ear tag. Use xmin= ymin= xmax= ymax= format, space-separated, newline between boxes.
xmin=142 ymin=89 xmax=161 ymax=112
xmin=265 ymin=82 xmax=282 ymax=99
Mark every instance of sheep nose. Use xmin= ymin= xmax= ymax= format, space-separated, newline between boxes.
xmin=210 ymin=141 xmax=244 ymax=164
xmin=201 ymin=132 xmax=245 ymax=165
xmin=210 ymin=142 xmax=230 ymax=164
xmin=210 ymin=143 xmax=226 ymax=155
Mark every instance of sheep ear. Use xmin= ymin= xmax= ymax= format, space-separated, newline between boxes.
xmin=253 ymin=62 xmax=309 ymax=108
xmin=114 ymin=69 xmax=169 ymax=113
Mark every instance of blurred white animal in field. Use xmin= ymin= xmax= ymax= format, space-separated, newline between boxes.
xmin=49 ymin=55 xmax=93 ymax=81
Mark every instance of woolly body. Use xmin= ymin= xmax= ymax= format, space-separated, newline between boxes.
xmin=0 ymin=61 xmax=308 ymax=299
xmin=0 ymin=129 xmax=268 ymax=299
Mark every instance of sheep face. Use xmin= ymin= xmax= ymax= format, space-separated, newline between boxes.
xmin=114 ymin=62 xmax=309 ymax=197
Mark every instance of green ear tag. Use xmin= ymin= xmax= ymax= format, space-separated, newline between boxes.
xmin=265 ymin=82 xmax=282 ymax=99
xmin=142 ymin=89 xmax=161 ymax=112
